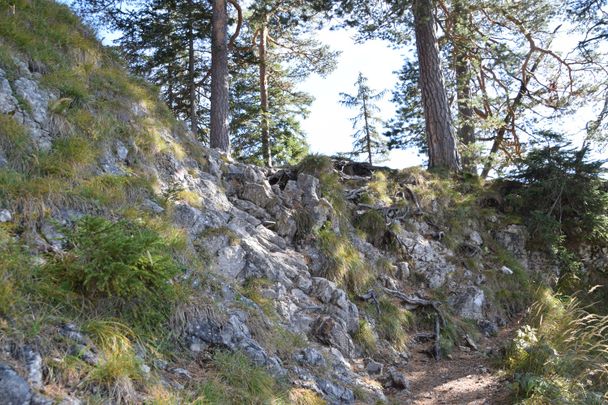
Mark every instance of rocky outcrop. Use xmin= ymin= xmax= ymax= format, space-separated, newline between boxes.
xmin=0 ymin=30 xmax=552 ymax=404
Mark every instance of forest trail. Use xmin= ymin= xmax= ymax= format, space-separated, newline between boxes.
xmin=388 ymin=319 xmax=522 ymax=405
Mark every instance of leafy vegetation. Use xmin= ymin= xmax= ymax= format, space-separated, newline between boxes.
xmin=45 ymin=216 xmax=180 ymax=333
xmin=506 ymin=288 xmax=608 ymax=404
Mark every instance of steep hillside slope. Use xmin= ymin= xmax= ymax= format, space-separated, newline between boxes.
xmin=0 ymin=1 xmax=569 ymax=404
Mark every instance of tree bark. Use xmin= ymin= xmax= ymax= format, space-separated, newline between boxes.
xmin=210 ymin=0 xmax=230 ymax=152
xmin=413 ymin=0 xmax=460 ymax=171
xmin=258 ymin=22 xmax=272 ymax=167
xmin=452 ymin=0 xmax=475 ymax=172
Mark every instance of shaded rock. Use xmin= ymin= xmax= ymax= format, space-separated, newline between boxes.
xmin=387 ymin=367 xmax=411 ymax=390
xmin=31 ymin=393 xmax=54 ymax=405
xmin=142 ymin=199 xmax=164 ymax=214
xmin=297 ymin=174 xmax=320 ymax=207
xmin=0 ymin=69 xmax=18 ymax=114
xmin=311 ymin=316 xmax=355 ymax=358
xmin=240 ymin=182 xmax=276 ymax=209
xmin=366 ymin=359 xmax=383 ymax=375
xmin=0 ymin=363 xmax=31 ymax=405
xmin=281 ymin=180 xmax=303 ymax=207
xmin=493 ymin=225 xmax=528 ymax=268
xmin=21 ymin=346 xmax=42 ymax=388
xmin=316 ymin=378 xmax=354 ymax=405
xmin=396 ymin=261 xmax=410 ymax=280
xmin=186 ymin=312 xmax=285 ymax=376
xmin=71 ymin=344 xmax=98 ymax=366
xmin=294 ymin=347 xmax=326 ymax=368
xmin=478 ymin=319 xmax=499 ymax=337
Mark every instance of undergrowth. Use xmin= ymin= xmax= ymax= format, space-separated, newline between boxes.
xmin=505 ymin=288 xmax=608 ymax=404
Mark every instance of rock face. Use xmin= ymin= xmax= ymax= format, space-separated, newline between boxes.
xmin=397 ymin=228 xmax=457 ymax=288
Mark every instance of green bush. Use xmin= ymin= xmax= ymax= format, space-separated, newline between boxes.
xmin=48 ymin=216 xmax=178 ymax=300
xmin=507 ymin=135 xmax=608 ymax=249
xmin=45 ymin=216 xmax=180 ymax=333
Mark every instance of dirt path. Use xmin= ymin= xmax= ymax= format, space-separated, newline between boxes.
xmin=389 ymin=320 xmax=521 ymax=405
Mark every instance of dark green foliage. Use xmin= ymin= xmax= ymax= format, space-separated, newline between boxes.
xmin=230 ymin=57 xmax=311 ymax=166
xmin=385 ymin=60 xmax=427 ymax=155
xmin=45 ymin=216 xmax=180 ymax=331
xmin=507 ymin=135 xmax=608 ymax=249
xmin=48 ymin=216 xmax=179 ymax=300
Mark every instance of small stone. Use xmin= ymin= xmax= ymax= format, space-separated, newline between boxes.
xmin=140 ymin=364 xmax=151 ymax=374
xmin=500 ymin=266 xmax=514 ymax=275
xmin=171 ymin=368 xmax=192 ymax=379
xmin=142 ymin=199 xmax=165 ymax=214
xmin=396 ymin=262 xmax=410 ymax=280
xmin=31 ymin=393 xmax=55 ymax=405
xmin=469 ymin=231 xmax=483 ymax=246
xmin=189 ymin=342 xmax=204 ymax=353
xmin=0 ymin=209 xmax=12 ymax=223
xmin=387 ymin=367 xmax=411 ymax=390
xmin=153 ymin=359 xmax=168 ymax=370
xmin=366 ymin=359 xmax=383 ymax=375
xmin=0 ymin=363 xmax=31 ymax=405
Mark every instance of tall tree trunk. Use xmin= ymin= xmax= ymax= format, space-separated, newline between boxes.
xmin=413 ymin=0 xmax=460 ymax=171
xmin=362 ymin=98 xmax=373 ymax=165
xmin=258 ymin=23 xmax=272 ymax=167
xmin=452 ymin=0 xmax=475 ymax=172
xmin=210 ymin=0 xmax=230 ymax=152
xmin=188 ymin=21 xmax=198 ymax=136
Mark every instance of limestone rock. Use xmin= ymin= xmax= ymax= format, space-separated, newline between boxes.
xmin=297 ymin=173 xmax=320 ymax=207
xmin=449 ymin=286 xmax=486 ymax=320
xmin=387 ymin=367 xmax=411 ymax=390
xmin=493 ymin=225 xmax=528 ymax=268
xmin=0 ymin=363 xmax=31 ymax=405
xmin=21 ymin=346 xmax=43 ymax=389
xmin=366 ymin=359 xmax=383 ymax=375
xmin=311 ymin=316 xmax=355 ymax=358
xmin=397 ymin=229 xmax=456 ymax=288
xmin=0 ymin=209 xmax=12 ymax=223
xmin=0 ymin=69 xmax=18 ymax=114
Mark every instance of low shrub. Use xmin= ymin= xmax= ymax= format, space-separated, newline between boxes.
xmin=45 ymin=216 xmax=180 ymax=331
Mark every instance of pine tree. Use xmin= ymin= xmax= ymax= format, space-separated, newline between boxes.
xmin=384 ymin=60 xmax=427 ymax=156
xmin=340 ymin=73 xmax=388 ymax=165
xmin=242 ymin=0 xmax=338 ymax=167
